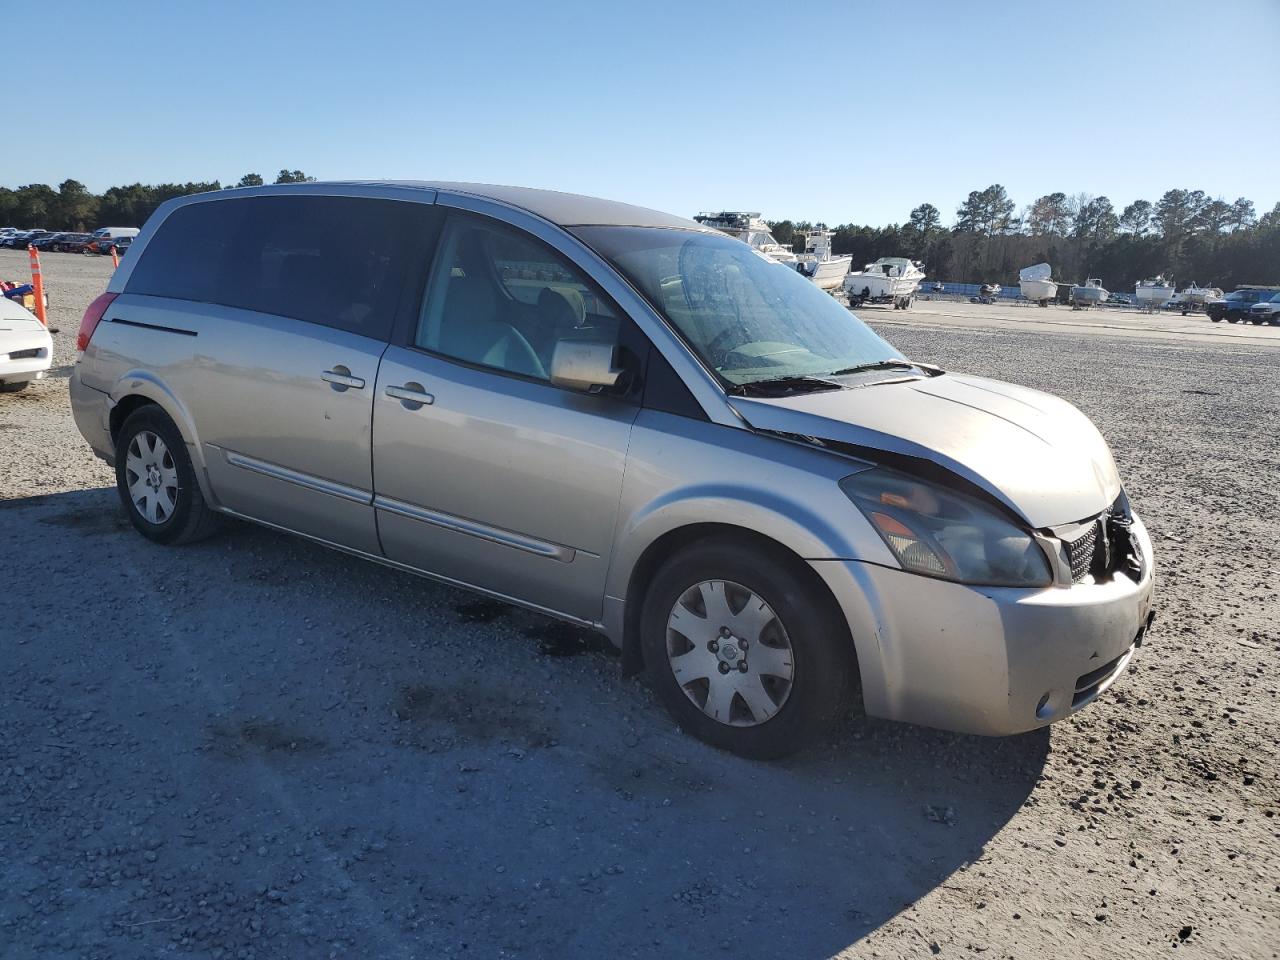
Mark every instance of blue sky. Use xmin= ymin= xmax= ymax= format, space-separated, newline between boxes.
xmin=13 ymin=0 xmax=1279 ymax=226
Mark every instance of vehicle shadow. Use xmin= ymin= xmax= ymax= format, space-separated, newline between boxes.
xmin=3 ymin=487 xmax=1048 ymax=959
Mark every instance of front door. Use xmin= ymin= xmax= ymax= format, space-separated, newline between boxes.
xmin=372 ymin=212 xmax=640 ymax=622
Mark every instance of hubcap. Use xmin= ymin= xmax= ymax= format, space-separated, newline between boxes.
xmin=666 ymin=580 xmax=794 ymax=727
xmin=125 ymin=430 xmax=179 ymax=525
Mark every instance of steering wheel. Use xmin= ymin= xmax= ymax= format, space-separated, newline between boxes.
xmin=705 ymin=326 xmax=743 ymax=365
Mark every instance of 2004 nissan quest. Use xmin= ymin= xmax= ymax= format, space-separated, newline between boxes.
xmin=69 ymin=182 xmax=1156 ymax=758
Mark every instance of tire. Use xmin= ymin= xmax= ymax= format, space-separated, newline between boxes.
xmin=114 ymin=406 xmax=218 ymax=545
xmin=1210 ymin=314 xmax=1222 ymax=323
xmin=0 ymin=381 xmax=29 ymax=393
xmin=1226 ymin=311 xmax=1241 ymax=324
xmin=640 ymin=537 xmax=855 ymax=759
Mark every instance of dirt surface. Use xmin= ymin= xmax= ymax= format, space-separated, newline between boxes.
xmin=1 ymin=248 xmax=1277 ymax=959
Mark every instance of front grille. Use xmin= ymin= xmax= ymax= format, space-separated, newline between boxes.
xmin=5 ymin=348 xmax=41 ymax=360
xmin=1056 ymin=494 xmax=1143 ymax=585
xmin=1063 ymin=522 xmax=1100 ymax=583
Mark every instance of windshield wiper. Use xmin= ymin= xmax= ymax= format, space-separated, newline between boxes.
xmin=828 ymin=359 xmax=943 ymax=377
xmin=729 ymin=374 xmax=847 ymax=396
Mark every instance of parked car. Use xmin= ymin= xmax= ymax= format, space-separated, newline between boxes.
xmin=54 ymin=233 xmax=93 ymax=253
xmin=84 ymin=235 xmax=132 ymax=256
xmin=1 ymin=230 xmax=45 ymax=249
xmin=1206 ymin=288 xmax=1277 ymax=323
xmin=31 ymin=232 xmax=68 ymax=251
xmin=1246 ymin=293 xmax=1280 ymax=325
xmin=0 ymin=295 xmax=53 ymax=392
xmin=1105 ymin=292 xmax=1132 ymax=305
xmin=70 ymin=183 xmax=1156 ymax=758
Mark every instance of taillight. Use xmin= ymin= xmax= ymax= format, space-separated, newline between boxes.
xmin=77 ymin=292 xmax=117 ymax=352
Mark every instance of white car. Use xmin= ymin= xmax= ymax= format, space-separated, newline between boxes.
xmin=1246 ymin=292 xmax=1280 ymax=325
xmin=0 ymin=296 xmax=53 ymax=392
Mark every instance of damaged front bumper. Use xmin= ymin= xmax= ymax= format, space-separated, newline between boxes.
xmin=810 ymin=513 xmax=1156 ymax=736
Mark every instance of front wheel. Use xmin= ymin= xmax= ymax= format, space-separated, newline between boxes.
xmin=0 ymin=381 xmax=29 ymax=393
xmin=641 ymin=538 xmax=855 ymax=759
xmin=115 ymin=406 xmax=219 ymax=545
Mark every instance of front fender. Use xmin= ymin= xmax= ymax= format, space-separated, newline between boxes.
xmin=600 ymin=410 xmax=899 ymax=643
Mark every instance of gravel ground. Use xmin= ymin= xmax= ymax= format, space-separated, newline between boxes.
xmin=1 ymin=248 xmax=1277 ymax=959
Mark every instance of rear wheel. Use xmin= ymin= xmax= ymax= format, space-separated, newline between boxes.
xmin=641 ymin=538 xmax=855 ymax=759
xmin=114 ymin=406 xmax=218 ymax=545
xmin=0 ymin=381 xmax=29 ymax=393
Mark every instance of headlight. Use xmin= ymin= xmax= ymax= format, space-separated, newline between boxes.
xmin=840 ymin=468 xmax=1053 ymax=587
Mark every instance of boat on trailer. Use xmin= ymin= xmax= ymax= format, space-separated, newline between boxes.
xmin=1071 ymin=278 xmax=1108 ymax=308
xmin=1135 ymin=276 xmax=1175 ymax=310
xmin=1018 ymin=263 xmax=1058 ymax=306
xmin=794 ymin=228 xmax=852 ymax=290
xmin=842 ymin=257 xmax=926 ymax=309
xmin=1176 ymin=282 xmax=1223 ymax=314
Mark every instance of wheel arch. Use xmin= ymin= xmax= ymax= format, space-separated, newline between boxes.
xmin=108 ymin=374 xmax=217 ymax=505
xmin=616 ymin=522 xmax=859 ymax=685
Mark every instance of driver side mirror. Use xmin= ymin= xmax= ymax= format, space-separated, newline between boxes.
xmin=549 ymin=340 xmax=624 ymax=393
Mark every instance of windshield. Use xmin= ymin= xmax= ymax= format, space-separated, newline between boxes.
xmin=575 ymin=226 xmax=899 ymax=386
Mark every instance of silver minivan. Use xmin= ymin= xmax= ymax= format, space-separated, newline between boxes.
xmin=70 ymin=182 xmax=1155 ymax=758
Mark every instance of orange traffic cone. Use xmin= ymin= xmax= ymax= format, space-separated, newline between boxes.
xmin=27 ymin=244 xmax=48 ymax=327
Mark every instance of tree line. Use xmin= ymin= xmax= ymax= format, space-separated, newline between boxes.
xmin=5 ymin=174 xmax=1276 ymax=292
xmin=769 ymin=186 xmax=1280 ymax=291
xmin=0 ymin=171 xmax=315 ymax=235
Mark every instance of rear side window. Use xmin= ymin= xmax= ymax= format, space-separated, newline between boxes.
xmin=126 ymin=195 xmax=431 ymax=340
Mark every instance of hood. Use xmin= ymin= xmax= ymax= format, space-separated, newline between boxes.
xmin=730 ymin=373 xmax=1121 ymax=527
xmin=0 ymin=297 xmax=46 ymax=332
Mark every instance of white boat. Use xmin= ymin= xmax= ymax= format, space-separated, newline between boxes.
xmin=1135 ymin=275 xmax=1175 ymax=308
xmin=842 ymin=257 xmax=926 ymax=306
xmin=693 ymin=211 xmax=798 ymax=265
xmin=1018 ymin=262 xmax=1059 ymax=305
xmin=1071 ymin=278 xmax=1108 ymax=307
xmin=1177 ymin=283 xmax=1224 ymax=311
xmin=794 ymin=228 xmax=852 ymax=290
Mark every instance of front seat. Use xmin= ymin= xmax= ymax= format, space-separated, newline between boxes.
xmin=532 ymin=286 xmax=587 ymax=364
xmin=438 ymin=278 xmax=546 ymax=379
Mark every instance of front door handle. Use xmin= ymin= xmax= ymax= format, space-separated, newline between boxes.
xmin=321 ymin=366 xmax=366 ymax=391
xmin=385 ymin=382 xmax=435 ymax=409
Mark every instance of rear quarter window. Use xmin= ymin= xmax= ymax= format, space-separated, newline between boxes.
xmin=126 ymin=195 xmax=432 ymax=340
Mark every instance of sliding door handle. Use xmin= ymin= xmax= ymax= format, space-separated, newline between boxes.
xmin=321 ymin=366 xmax=366 ymax=390
xmin=385 ymin=383 xmax=435 ymax=409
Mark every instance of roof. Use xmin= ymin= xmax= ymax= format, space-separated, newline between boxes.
xmin=324 ymin=180 xmax=707 ymax=230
